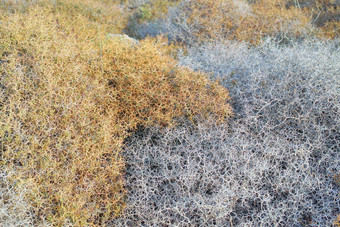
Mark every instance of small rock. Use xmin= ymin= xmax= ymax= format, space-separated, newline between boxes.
xmin=106 ymin=34 xmax=139 ymax=46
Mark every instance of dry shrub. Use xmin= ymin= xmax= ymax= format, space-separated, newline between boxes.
xmin=131 ymin=0 xmax=316 ymax=45
xmin=185 ymin=0 xmax=314 ymax=44
xmin=336 ymin=214 xmax=340 ymax=227
xmin=277 ymin=0 xmax=339 ymax=38
xmin=320 ymin=20 xmax=340 ymax=39
xmin=0 ymin=1 xmax=231 ymax=225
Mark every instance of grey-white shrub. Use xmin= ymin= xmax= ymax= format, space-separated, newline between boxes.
xmin=179 ymin=38 xmax=340 ymax=148
xmin=113 ymin=122 xmax=339 ymax=226
xmin=112 ymin=39 xmax=339 ymax=226
xmin=0 ymin=169 xmax=34 ymax=227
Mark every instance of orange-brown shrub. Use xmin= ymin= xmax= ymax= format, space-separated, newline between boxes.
xmin=285 ymin=0 xmax=340 ymax=39
xmin=320 ymin=20 xmax=340 ymax=39
xmin=336 ymin=214 xmax=340 ymax=227
xmin=261 ymin=0 xmax=340 ymax=39
xmin=189 ymin=0 xmax=314 ymax=44
xmin=0 ymin=0 xmax=231 ymax=225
